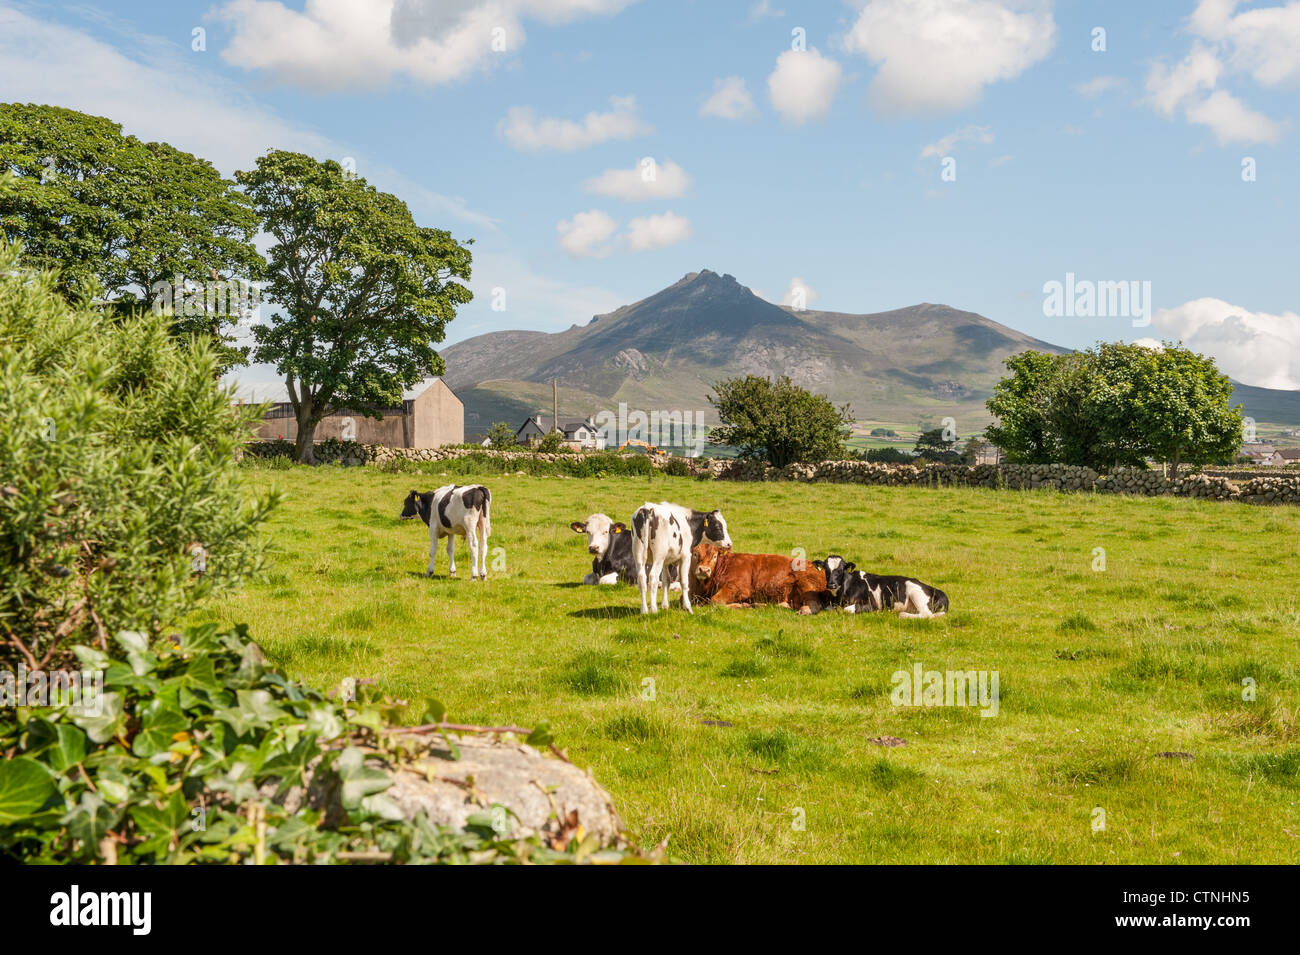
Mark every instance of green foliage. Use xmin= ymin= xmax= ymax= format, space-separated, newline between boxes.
xmin=535 ymin=430 xmax=565 ymax=453
xmin=486 ymin=421 xmax=518 ymax=449
xmin=236 ymin=151 xmax=473 ymax=462
xmin=0 ymin=104 xmax=261 ymax=372
xmin=0 ymin=247 xmax=276 ymax=668
xmin=913 ymin=428 xmax=958 ymax=462
xmin=368 ymin=450 xmax=660 ymax=479
xmin=869 ymin=428 xmax=897 ymax=437
xmin=709 ymin=375 xmax=853 ymax=468
xmin=0 ymin=624 xmax=644 ymax=864
xmin=986 ymin=343 xmax=1243 ymax=475
xmin=858 ymin=446 xmax=915 ymax=464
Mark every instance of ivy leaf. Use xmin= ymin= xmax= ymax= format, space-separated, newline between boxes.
xmin=131 ymin=700 xmax=187 ymax=758
xmin=0 ymin=757 xmax=59 ymax=824
xmin=62 ymin=790 xmax=120 ymax=850
xmin=259 ymin=734 xmax=319 ymax=796
xmin=72 ymin=691 xmax=125 ymax=743
xmin=335 ymin=747 xmax=392 ymax=810
xmin=25 ymin=719 xmax=87 ymax=774
xmin=526 ymin=721 xmax=554 ymax=748
xmin=304 ymin=704 xmax=344 ymax=741
xmin=424 ymin=698 xmax=447 ymax=724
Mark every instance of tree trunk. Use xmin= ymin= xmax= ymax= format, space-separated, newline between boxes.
xmin=295 ymin=416 xmax=319 ymax=464
xmin=1169 ymin=446 xmax=1181 ymax=480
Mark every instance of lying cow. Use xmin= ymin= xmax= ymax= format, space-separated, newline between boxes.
xmin=630 ymin=502 xmax=733 ymax=614
xmin=690 ymin=541 xmax=828 ymax=613
xmin=570 ymin=513 xmax=682 ymax=590
xmin=812 ymin=555 xmax=949 ymax=618
xmin=400 ymin=485 xmax=492 ymax=580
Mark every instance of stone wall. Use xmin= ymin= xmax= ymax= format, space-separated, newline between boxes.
xmin=240 ymin=441 xmax=1300 ymax=505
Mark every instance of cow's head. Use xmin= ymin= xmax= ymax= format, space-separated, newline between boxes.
xmin=570 ymin=513 xmax=626 ymax=556
xmin=700 ymin=509 xmax=733 ymax=549
xmin=400 ymin=489 xmax=432 ymax=525
xmin=812 ymin=555 xmax=854 ymax=598
xmin=692 ymin=540 xmax=726 ymax=584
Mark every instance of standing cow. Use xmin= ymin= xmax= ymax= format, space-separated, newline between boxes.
xmin=630 ymin=502 xmax=733 ymax=614
xmin=400 ymin=485 xmax=492 ymax=580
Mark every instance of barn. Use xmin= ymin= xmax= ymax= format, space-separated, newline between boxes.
xmin=252 ymin=378 xmax=464 ymax=449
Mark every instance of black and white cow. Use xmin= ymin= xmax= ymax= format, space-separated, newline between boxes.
xmin=400 ymin=485 xmax=492 ymax=580
xmin=570 ymin=513 xmax=636 ymax=585
xmin=630 ymin=502 xmax=733 ymax=614
xmin=812 ymin=555 xmax=949 ymax=619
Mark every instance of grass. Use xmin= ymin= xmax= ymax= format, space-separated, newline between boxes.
xmin=196 ymin=463 xmax=1300 ymax=863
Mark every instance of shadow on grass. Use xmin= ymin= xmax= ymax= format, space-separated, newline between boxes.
xmin=568 ymin=606 xmax=645 ymax=619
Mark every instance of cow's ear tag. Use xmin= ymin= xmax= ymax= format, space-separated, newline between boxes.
xmin=703 ymin=518 xmax=710 ymax=526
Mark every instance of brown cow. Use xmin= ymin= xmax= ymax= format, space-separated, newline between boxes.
xmin=690 ymin=540 xmax=829 ymax=614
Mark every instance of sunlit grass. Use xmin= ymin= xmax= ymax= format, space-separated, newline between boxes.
xmin=198 ymin=464 xmax=1300 ymax=863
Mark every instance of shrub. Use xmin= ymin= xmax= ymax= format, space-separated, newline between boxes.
xmin=0 ymin=248 xmax=277 ymax=668
xmin=0 ymin=624 xmax=643 ymax=864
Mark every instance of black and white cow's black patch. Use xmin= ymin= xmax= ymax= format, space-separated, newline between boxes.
xmin=813 ymin=554 xmax=949 ymax=619
xmin=401 ymin=484 xmax=492 ymax=580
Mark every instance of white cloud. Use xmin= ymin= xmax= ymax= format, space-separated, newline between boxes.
xmin=1074 ymin=75 xmax=1127 ymax=97
xmin=749 ymin=0 xmax=784 ymax=20
xmin=767 ymin=48 xmax=843 ymax=124
xmin=844 ymin=0 xmax=1056 ymax=113
xmin=1146 ymin=45 xmax=1222 ymax=117
xmin=624 ymin=211 xmax=692 ymax=251
xmin=1144 ymin=3 xmax=1294 ymax=146
xmin=781 ymin=277 xmax=819 ymax=310
xmin=499 ymin=95 xmax=651 ymax=151
xmin=1152 ymin=298 xmax=1300 ymax=390
xmin=700 ymin=76 xmax=759 ymax=120
xmin=557 ymin=209 xmax=619 ymax=258
xmin=584 ymin=159 xmax=690 ymax=200
xmin=920 ymin=124 xmax=993 ymax=158
xmin=213 ymin=0 xmax=635 ymax=91
xmin=1184 ymin=89 xmax=1282 ymax=144
xmin=1189 ymin=0 xmax=1300 ymax=88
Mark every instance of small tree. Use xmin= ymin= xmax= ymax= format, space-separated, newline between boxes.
xmin=0 ymin=244 xmax=276 ymax=668
xmin=237 ymin=151 xmax=473 ymax=463
xmin=486 ymin=422 xmax=517 ymax=449
xmin=536 ymin=430 xmax=565 ymax=453
xmin=709 ymin=375 xmax=853 ymax=467
xmin=913 ymin=428 xmax=958 ymax=462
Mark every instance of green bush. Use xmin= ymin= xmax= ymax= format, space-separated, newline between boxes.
xmin=0 ymin=247 xmax=276 ymax=668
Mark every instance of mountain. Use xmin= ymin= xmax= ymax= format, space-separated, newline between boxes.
xmin=441 ymin=269 xmax=1300 ymax=435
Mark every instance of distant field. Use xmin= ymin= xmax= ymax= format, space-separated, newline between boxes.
xmin=198 ymin=464 xmax=1300 ymax=863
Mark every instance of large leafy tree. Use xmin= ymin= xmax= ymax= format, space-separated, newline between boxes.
xmin=0 ymin=104 xmax=262 ymax=370
xmin=709 ymin=375 xmax=852 ymax=467
xmin=236 ymin=151 xmax=473 ymax=463
xmin=985 ymin=343 xmax=1242 ymax=474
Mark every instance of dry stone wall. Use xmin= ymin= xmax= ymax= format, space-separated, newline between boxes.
xmin=240 ymin=441 xmax=1300 ymax=505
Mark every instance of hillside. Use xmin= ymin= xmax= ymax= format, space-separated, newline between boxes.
xmin=441 ymin=269 xmax=1300 ymax=434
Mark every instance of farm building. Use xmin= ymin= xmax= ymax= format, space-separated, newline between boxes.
xmin=252 ymin=378 xmax=464 ymax=448
xmin=515 ymin=415 xmax=607 ymax=450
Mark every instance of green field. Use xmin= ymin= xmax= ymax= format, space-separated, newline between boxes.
xmin=198 ymin=464 xmax=1300 ymax=863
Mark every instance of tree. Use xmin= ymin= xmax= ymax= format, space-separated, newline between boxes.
xmin=0 ymin=104 xmax=262 ymax=371
xmin=708 ymin=375 xmax=853 ymax=467
xmin=985 ymin=343 xmax=1242 ymax=474
xmin=486 ymin=422 xmax=518 ymax=448
xmin=0 ymin=243 xmax=275 ymax=669
xmin=236 ymin=151 xmax=473 ymax=463
xmin=914 ymin=428 xmax=958 ymax=462
xmin=1091 ymin=341 xmax=1241 ymax=478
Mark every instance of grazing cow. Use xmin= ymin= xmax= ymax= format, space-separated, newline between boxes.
xmin=691 ymin=540 xmax=828 ymax=614
xmin=629 ymin=503 xmax=733 ymax=614
xmin=400 ymin=485 xmax=492 ymax=580
xmin=812 ymin=555 xmax=949 ymax=618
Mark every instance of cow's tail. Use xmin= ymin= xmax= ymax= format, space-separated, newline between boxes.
xmin=479 ymin=487 xmax=492 ymax=540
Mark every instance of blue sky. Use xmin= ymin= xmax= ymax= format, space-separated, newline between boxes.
xmin=3 ymin=0 xmax=1299 ymax=393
